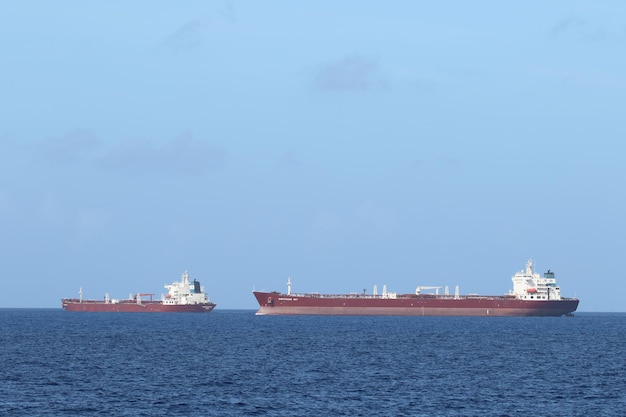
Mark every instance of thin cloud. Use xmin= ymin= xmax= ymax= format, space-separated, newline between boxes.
xmin=159 ymin=13 xmax=237 ymax=54
xmin=99 ymin=132 xmax=227 ymax=176
xmin=550 ymin=16 xmax=586 ymax=39
xmin=550 ymin=16 xmax=624 ymax=43
xmin=218 ymin=2 xmax=237 ymax=23
xmin=31 ymin=129 xmax=101 ymax=166
xmin=160 ymin=19 xmax=210 ymax=53
xmin=313 ymin=55 xmax=388 ymax=93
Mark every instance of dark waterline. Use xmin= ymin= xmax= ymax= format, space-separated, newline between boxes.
xmin=1 ymin=310 xmax=624 ymax=416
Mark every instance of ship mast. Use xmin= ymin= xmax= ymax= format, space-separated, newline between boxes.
xmin=287 ymin=277 xmax=292 ymax=295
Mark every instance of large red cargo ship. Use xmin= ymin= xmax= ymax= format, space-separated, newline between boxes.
xmin=253 ymin=259 xmax=579 ymax=316
xmin=62 ymin=271 xmax=216 ymax=313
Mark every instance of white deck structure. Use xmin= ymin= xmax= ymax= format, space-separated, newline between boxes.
xmin=510 ymin=259 xmax=563 ymax=300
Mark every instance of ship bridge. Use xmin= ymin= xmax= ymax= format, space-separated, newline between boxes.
xmin=510 ymin=259 xmax=562 ymax=301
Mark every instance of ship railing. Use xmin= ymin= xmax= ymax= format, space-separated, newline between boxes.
xmin=278 ymin=292 xmax=518 ymax=301
xmin=290 ymin=293 xmax=471 ymax=299
xmin=61 ymin=298 xmax=127 ymax=304
xmin=293 ymin=293 xmax=386 ymax=299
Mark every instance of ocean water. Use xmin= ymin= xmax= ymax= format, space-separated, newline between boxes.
xmin=0 ymin=310 xmax=624 ymax=417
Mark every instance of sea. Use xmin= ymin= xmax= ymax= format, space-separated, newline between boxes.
xmin=0 ymin=310 xmax=624 ymax=417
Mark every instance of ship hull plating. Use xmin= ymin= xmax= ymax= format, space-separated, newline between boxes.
xmin=62 ymin=300 xmax=216 ymax=313
xmin=253 ymin=292 xmax=579 ymax=317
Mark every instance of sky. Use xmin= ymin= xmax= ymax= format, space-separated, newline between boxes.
xmin=1 ymin=1 xmax=625 ymax=311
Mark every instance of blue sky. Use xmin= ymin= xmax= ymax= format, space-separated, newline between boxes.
xmin=1 ymin=1 xmax=625 ymax=311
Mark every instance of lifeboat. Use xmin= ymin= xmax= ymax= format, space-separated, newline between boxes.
xmin=526 ymin=288 xmax=537 ymax=294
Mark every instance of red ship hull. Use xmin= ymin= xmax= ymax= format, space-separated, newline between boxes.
xmin=253 ymin=292 xmax=579 ymax=317
xmin=62 ymin=299 xmax=216 ymax=313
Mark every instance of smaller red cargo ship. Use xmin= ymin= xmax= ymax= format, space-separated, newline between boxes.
xmin=62 ymin=271 xmax=216 ymax=313
xmin=253 ymin=259 xmax=579 ymax=316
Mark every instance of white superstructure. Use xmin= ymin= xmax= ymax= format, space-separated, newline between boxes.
xmin=510 ymin=259 xmax=563 ymax=301
xmin=162 ymin=271 xmax=212 ymax=305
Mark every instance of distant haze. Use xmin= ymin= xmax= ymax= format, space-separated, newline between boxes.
xmin=1 ymin=2 xmax=625 ymax=311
